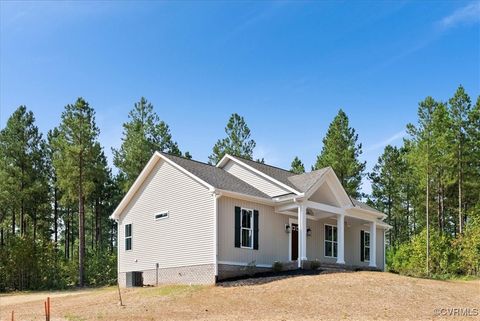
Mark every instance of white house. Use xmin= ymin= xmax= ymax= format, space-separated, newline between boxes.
xmin=111 ymin=152 xmax=390 ymax=286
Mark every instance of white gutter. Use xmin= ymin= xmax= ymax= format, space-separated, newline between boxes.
xmin=212 ymin=191 xmax=220 ymax=280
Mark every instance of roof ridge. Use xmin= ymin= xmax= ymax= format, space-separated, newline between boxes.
xmin=159 ymin=151 xmax=216 ymax=168
xmin=289 ymin=167 xmax=329 ymax=178
xmin=230 ymin=154 xmax=294 ymax=174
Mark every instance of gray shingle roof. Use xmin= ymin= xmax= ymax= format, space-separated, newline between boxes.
xmin=162 ymin=153 xmax=383 ymax=214
xmin=350 ymin=197 xmax=384 ymax=215
xmin=160 ymin=153 xmax=270 ymax=199
xmin=225 ymin=156 xmax=382 ymax=214
xmin=287 ymin=168 xmax=329 ymax=193
xmin=228 ymin=156 xmax=331 ymax=193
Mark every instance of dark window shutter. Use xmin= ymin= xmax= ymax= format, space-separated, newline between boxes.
xmin=234 ymin=206 xmax=241 ymax=248
xmin=253 ymin=210 xmax=259 ymax=250
xmin=360 ymin=230 xmax=365 ymax=262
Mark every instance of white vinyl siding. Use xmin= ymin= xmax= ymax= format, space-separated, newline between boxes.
xmin=117 ymin=158 xmax=214 ymax=273
xmin=222 ymin=160 xmax=291 ymax=197
xmin=218 ymin=197 xmax=290 ymax=265
xmin=217 ymin=200 xmax=386 ymax=269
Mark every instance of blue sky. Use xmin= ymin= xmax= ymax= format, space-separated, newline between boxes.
xmin=1 ymin=1 xmax=479 ymax=195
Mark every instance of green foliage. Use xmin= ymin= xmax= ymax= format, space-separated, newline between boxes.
xmin=85 ymin=251 xmax=117 ymax=286
xmin=290 ymin=156 xmax=305 ymax=174
xmin=455 ymin=206 xmax=480 ymax=275
xmin=388 ymin=229 xmax=461 ymax=278
xmin=375 ymin=86 xmax=479 ymax=278
xmin=272 ymin=261 xmax=283 ymax=272
xmin=51 ymin=98 xmax=100 ymax=204
xmin=112 ymin=97 xmax=183 ymax=192
xmin=314 ymin=109 xmax=366 ymax=197
xmin=310 ymin=260 xmax=321 ymax=270
xmin=0 ymin=236 xmax=68 ymax=291
xmin=50 ymin=98 xmax=103 ymax=286
xmin=209 ymin=113 xmax=256 ymax=164
xmin=0 ymin=106 xmax=49 ymax=237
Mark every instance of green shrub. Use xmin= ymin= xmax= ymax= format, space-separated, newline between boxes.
xmin=272 ymin=261 xmax=283 ymax=272
xmin=85 ymin=251 xmax=117 ymax=286
xmin=388 ymin=228 xmax=462 ymax=278
xmin=310 ymin=260 xmax=321 ymax=270
xmin=455 ymin=206 xmax=480 ymax=276
xmin=244 ymin=260 xmax=257 ymax=276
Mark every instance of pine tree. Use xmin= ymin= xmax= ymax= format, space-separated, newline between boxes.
xmin=449 ymin=86 xmax=472 ymax=234
xmin=51 ymin=98 xmax=100 ymax=287
xmin=406 ymin=96 xmax=438 ymax=275
xmin=430 ymin=103 xmax=454 ymax=233
xmin=369 ymin=145 xmax=402 ymax=246
xmin=314 ymin=109 xmax=366 ymax=197
xmin=113 ymin=97 xmax=182 ymax=192
xmin=209 ymin=113 xmax=256 ymax=164
xmin=88 ymin=150 xmax=110 ymax=251
xmin=466 ymin=97 xmax=480 ymax=207
xmin=0 ymin=106 xmax=46 ymax=237
xmin=290 ymin=156 xmax=305 ymax=174
xmin=47 ymin=128 xmax=61 ymax=247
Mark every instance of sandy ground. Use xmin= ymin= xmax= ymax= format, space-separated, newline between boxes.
xmin=0 ymin=272 xmax=478 ymax=321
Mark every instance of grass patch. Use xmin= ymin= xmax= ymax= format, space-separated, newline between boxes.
xmin=430 ymin=274 xmax=480 ymax=281
xmin=139 ymin=285 xmax=203 ymax=298
xmin=65 ymin=313 xmax=86 ymax=321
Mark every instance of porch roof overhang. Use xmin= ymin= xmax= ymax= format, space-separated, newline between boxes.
xmin=274 ymin=200 xmax=391 ymax=229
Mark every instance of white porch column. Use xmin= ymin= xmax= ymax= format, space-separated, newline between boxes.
xmin=297 ymin=203 xmax=307 ymax=268
xmin=336 ymin=213 xmax=345 ymax=264
xmin=369 ymin=221 xmax=377 ymax=268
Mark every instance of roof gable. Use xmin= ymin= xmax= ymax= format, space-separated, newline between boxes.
xmin=160 ymin=153 xmax=270 ymax=199
xmin=111 ymin=152 xmax=270 ymax=219
xmin=217 ymin=155 xmax=302 ymax=195
xmin=111 ymin=151 xmax=385 ymax=220
xmin=287 ymin=168 xmax=329 ymax=192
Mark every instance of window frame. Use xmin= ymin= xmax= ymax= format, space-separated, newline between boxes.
xmin=324 ymin=224 xmax=338 ymax=258
xmin=240 ymin=208 xmax=254 ymax=249
xmin=154 ymin=211 xmax=169 ymax=221
xmin=125 ymin=223 xmax=132 ymax=251
xmin=362 ymin=230 xmax=370 ymax=262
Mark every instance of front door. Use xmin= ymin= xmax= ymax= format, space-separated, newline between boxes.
xmin=291 ymin=223 xmax=298 ymax=261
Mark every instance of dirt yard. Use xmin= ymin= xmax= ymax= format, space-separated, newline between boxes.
xmin=1 ymin=272 xmax=478 ymax=321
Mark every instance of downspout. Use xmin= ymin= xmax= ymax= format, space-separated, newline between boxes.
xmin=115 ymin=218 xmax=120 ymax=287
xmin=211 ymin=190 xmax=221 ymax=283
xmin=383 ymin=229 xmax=386 ymax=272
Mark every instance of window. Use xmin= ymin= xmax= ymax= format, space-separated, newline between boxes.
xmin=125 ymin=224 xmax=132 ymax=251
xmin=154 ymin=211 xmax=169 ymax=220
xmin=241 ymin=208 xmax=253 ymax=249
xmin=362 ymin=231 xmax=370 ymax=262
xmin=324 ymin=224 xmax=337 ymax=258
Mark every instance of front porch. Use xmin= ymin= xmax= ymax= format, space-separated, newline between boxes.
xmin=275 ymin=199 xmax=386 ymax=270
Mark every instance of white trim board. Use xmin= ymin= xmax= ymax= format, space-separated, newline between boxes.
xmin=216 ymin=154 xmax=302 ymax=196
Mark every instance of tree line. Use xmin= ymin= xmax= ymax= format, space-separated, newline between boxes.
xmin=1 ymin=85 xmax=478 ymax=291
xmin=289 ymin=86 xmax=479 ymax=277
xmin=368 ymin=86 xmax=480 ymax=277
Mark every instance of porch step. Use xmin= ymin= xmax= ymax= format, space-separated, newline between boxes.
xmin=318 ymin=267 xmax=350 ymax=274
xmin=317 ymin=262 xmax=349 ymax=270
xmin=317 ymin=263 xmax=351 ymax=274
